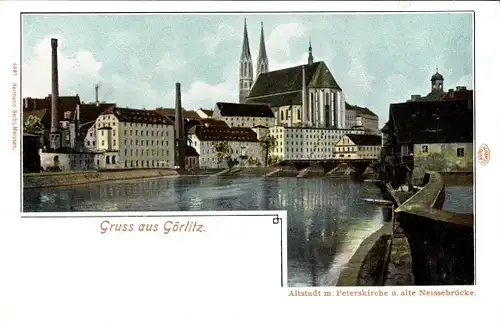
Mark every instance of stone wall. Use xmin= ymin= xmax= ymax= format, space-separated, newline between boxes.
xmin=414 ymin=143 xmax=473 ymax=172
xmin=395 ymin=171 xmax=474 ymax=285
xmin=336 ymin=224 xmax=393 ymax=286
xmin=23 ymin=169 xmax=179 ymax=189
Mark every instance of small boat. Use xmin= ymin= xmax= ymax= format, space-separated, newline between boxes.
xmin=361 ymin=198 xmax=394 ymax=206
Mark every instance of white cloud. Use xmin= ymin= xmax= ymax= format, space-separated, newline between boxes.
xmin=22 ymin=35 xmax=103 ymax=98
xmin=154 ymin=52 xmax=187 ymax=73
xmin=203 ymin=23 xmax=236 ymax=56
xmin=348 ymin=55 xmax=374 ymax=93
xmin=176 ymin=22 xmax=314 ymax=110
xmin=455 ymin=75 xmax=473 ymax=89
xmin=266 ymin=22 xmax=310 ymax=64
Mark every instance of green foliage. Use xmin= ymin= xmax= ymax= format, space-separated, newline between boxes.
xmin=24 ymin=115 xmax=45 ymax=148
xmin=247 ymin=156 xmax=262 ymax=167
xmin=24 ymin=115 xmax=45 ymax=135
xmin=268 ymin=155 xmax=283 ymax=166
xmin=260 ymin=134 xmax=278 ymax=167
xmin=212 ymin=141 xmax=232 ymax=168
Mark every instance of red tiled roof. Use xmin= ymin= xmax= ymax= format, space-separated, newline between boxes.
xmin=345 ymin=103 xmax=378 ymax=118
xmin=23 ymin=95 xmax=81 ymax=128
xmin=101 ymin=107 xmax=175 ymax=125
xmin=440 ymin=88 xmax=473 ymax=102
xmin=190 ymin=125 xmax=258 ymax=142
xmin=156 ymin=108 xmax=202 ymax=120
xmin=199 ymin=118 xmax=229 ymax=128
xmin=78 ymin=103 xmax=116 ymax=124
xmin=23 ymin=109 xmax=48 ymax=124
xmin=199 ymin=108 xmax=213 ymax=117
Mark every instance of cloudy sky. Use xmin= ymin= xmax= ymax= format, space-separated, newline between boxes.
xmin=22 ymin=13 xmax=473 ymax=126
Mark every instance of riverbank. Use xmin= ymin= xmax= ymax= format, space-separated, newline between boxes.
xmin=23 ymin=165 xmax=374 ymax=189
xmin=23 ymin=168 xmax=223 ymax=189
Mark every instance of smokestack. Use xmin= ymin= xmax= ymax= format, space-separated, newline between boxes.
xmin=95 ymin=84 xmax=100 ymax=106
xmin=175 ymin=82 xmax=186 ymax=169
xmin=50 ymin=38 xmax=61 ymax=150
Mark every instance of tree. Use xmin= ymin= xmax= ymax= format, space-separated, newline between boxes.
xmin=268 ymin=155 xmax=283 ymax=166
xmin=212 ymin=141 xmax=232 ymax=168
xmin=259 ymin=134 xmax=277 ymax=167
xmin=24 ymin=115 xmax=45 ymax=148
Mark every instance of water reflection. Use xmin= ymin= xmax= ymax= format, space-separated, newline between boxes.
xmin=23 ymin=176 xmax=388 ymax=286
xmin=443 ymin=186 xmax=474 ymax=214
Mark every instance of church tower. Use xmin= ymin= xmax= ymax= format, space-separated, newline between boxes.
xmin=431 ymin=68 xmax=444 ymax=93
xmin=256 ymin=21 xmax=269 ymax=80
xmin=239 ymin=18 xmax=253 ymax=103
xmin=308 ymin=39 xmax=314 ymax=65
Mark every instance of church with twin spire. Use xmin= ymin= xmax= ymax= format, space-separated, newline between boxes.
xmin=238 ymin=18 xmax=348 ymax=130
xmin=239 ymin=18 xmax=269 ymax=103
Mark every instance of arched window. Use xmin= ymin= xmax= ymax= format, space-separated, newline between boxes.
xmin=136 ymin=160 xmax=139 ymax=167
xmin=297 ymin=109 xmax=301 ymax=121
xmin=146 ymin=160 xmax=149 ymax=167
xmin=125 ymin=160 xmax=127 ymax=168
xmin=106 ymin=156 xmax=110 ymax=164
xmin=141 ymin=160 xmax=144 ymax=168
xmin=244 ymin=62 xmax=247 ymax=76
xmin=112 ymin=155 xmax=116 ymax=164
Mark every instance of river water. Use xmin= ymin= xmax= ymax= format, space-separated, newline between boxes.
xmin=23 ymin=176 xmax=392 ymax=286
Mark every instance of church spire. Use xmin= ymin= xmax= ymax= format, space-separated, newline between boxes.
xmin=239 ymin=18 xmax=253 ymax=103
xmin=256 ymin=21 xmax=269 ymax=79
xmin=308 ymin=38 xmax=314 ymax=65
xmin=240 ymin=18 xmax=252 ymax=60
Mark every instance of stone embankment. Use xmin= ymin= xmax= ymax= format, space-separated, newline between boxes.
xmin=336 ymin=171 xmax=474 ymax=286
xmin=23 ymin=168 xmax=225 ymax=189
xmin=23 ymin=169 xmax=179 ymax=189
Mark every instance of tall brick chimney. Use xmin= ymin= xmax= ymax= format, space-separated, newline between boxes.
xmin=174 ymin=82 xmax=186 ymax=169
xmin=49 ymin=38 xmax=61 ymax=150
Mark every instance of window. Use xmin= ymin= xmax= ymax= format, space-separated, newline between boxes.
xmin=457 ymin=148 xmax=465 ymax=158
xmin=421 ymin=145 xmax=429 ymax=153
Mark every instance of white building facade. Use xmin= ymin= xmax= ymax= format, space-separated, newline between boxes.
xmin=189 ymin=126 xmax=264 ymax=168
xmin=95 ymin=107 xmax=175 ymax=169
xmin=268 ymin=126 xmax=365 ymax=161
xmin=212 ymin=102 xmax=275 ymax=128
xmin=333 ymin=133 xmax=382 ymax=160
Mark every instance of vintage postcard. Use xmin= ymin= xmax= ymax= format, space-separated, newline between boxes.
xmin=1 ymin=1 xmax=498 ymax=320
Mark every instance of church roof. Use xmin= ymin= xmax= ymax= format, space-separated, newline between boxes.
xmin=245 ymin=61 xmax=342 ymax=107
xmin=215 ymin=102 xmax=274 ymax=118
